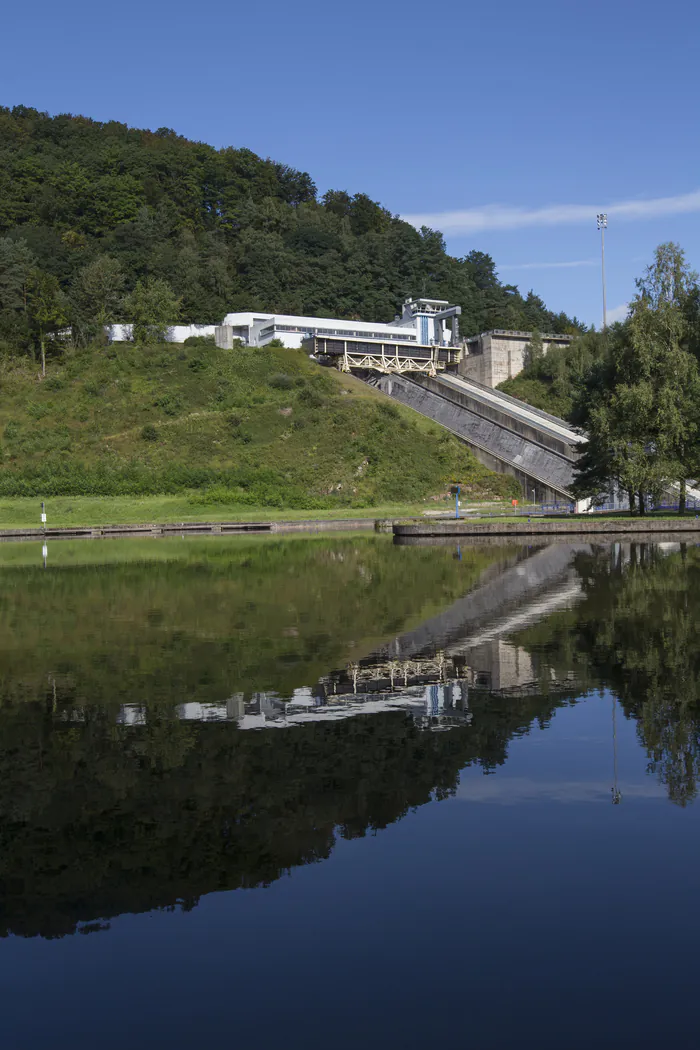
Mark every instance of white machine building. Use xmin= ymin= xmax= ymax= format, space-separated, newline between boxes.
xmin=214 ymin=297 xmax=458 ymax=350
xmin=107 ymin=297 xmax=460 ymax=350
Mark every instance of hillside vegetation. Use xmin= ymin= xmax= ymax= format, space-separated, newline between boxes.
xmin=0 ymin=341 xmax=515 ymax=504
xmin=0 ymin=105 xmax=582 ymax=359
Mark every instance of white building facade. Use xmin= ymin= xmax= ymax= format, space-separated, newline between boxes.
xmin=106 ymin=297 xmax=463 ymax=350
xmin=215 ymin=297 xmax=460 ymax=350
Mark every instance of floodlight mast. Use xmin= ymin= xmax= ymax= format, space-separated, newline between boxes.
xmin=597 ymin=213 xmax=608 ymax=330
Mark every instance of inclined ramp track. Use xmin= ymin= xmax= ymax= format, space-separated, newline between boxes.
xmin=368 ymin=372 xmax=582 ymax=499
xmin=435 ymin=373 xmax=583 ymax=448
xmin=368 ymin=542 xmax=590 ymax=662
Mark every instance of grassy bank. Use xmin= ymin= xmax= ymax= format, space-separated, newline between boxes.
xmin=0 ymin=341 xmax=516 ymax=507
xmin=2 ymin=497 xmax=694 ymax=531
xmin=0 ymin=496 xmax=441 ymax=528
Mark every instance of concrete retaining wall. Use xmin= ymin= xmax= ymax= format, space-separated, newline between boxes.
xmin=374 ymin=374 xmax=574 ymax=500
xmin=0 ymin=518 xmax=376 ymax=542
xmin=417 ymin=374 xmax=577 ymax=458
xmin=459 ymin=331 xmax=573 ymax=388
xmin=394 ymin=519 xmax=700 ymax=539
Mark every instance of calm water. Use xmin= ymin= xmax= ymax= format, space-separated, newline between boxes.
xmin=1 ymin=533 xmax=700 ymax=1049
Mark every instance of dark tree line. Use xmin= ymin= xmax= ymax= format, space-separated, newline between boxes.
xmin=0 ymin=689 xmax=566 ymax=940
xmin=0 ymin=106 xmax=581 ymax=359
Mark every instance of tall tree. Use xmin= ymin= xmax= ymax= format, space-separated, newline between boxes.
xmin=573 ymin=244 xmax=700 ymax=513
xmin=524 ymin=329 xmax=544 ymax=369
xmin=0 ymin=237 xmax=35 ymax=353
xmin=0 ymin=237 xmax=34 ymax=311
xmin=123 ymin=276 xmax=181 ymax=344
xmin=70 ymin=254 xmax=125 ymax=345
xmin=27 ymin=270 xmax=68 ymax=375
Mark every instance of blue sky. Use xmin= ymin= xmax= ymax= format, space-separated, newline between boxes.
xmin=3 ymin=0 xmax=699 ymax=326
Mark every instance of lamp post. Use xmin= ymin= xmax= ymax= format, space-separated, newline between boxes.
xmin=596 ymin=213 xmax=608 ymax=330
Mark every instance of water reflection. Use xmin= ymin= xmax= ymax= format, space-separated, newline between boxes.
xmin=1 ymin=534 xmax=700 ymax=943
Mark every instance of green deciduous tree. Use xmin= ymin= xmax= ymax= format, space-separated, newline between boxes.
xmin=573 ymin=244 xmax=700 ymax=513
xmin=123 ymin=276 xmax=181 ymax=344
xmin=27 ymin=270 xmax=68 ymax=375
xmin=0 ymin=237 xmax=34 ymax=311
xmin=0 ymin=237 xmax=35 ymax=353
xmin=524 ymin=329 xmax=544 ymax=369
xmin=70 ymin=254 xmax=126 ymax=345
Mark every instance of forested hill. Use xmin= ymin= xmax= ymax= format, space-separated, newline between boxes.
xmin=0 ymin=105 xmax=581 ymax=337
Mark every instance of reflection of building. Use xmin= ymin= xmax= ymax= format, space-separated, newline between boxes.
xmin=110 ymin=638 xmax=576 ymax=734
xmin=464 ymin=641 xmax=534 ymax=693
xmin=113 ymin=668 xmax=474 ymax=734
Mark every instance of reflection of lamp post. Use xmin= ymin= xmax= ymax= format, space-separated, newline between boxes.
xmin=597 ymin=213 xmax=608 ymax=331
xmin=612 ymin=695 xmax=622 ymax=804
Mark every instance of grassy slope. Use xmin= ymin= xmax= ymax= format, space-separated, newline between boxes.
xmin=0 ymin=342 xmax=517 ymax=507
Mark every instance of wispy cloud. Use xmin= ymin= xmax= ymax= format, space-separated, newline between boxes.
xmin=499 ymin=259 xmax=598 ymax=271
xmin=403 ymin=189 xmax=700 ymax=235
xmin=607 ymin=303 xmax=629 ymax=324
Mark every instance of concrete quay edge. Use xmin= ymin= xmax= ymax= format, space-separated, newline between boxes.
xmin=0 ymin=518 xmax=377 ymax=542
xmin=393 ymin=518 xmax=700 ymax=538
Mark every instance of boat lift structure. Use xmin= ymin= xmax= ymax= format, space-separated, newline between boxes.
xmin=309 ymin=335 xmax=461 ymax=376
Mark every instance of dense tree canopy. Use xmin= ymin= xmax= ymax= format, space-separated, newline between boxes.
xmin=571 ymin=244 xmax=700 ymax=511
xmin=0 ymin=105 xmax=580 ymax=358
xmin=500 ymin=244 xmax=700 ymax=511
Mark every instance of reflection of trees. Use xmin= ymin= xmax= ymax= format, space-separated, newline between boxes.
xmin=0 ymin=689 xmax=565 ymax=940
xmin=0 ymin=536 xmax=512 ymax=708
xmin=518 ymin=543 xmax=700 ymax=806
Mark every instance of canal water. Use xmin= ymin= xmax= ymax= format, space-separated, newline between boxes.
xmin=1 ymin=533 xmax=699 ymax=1049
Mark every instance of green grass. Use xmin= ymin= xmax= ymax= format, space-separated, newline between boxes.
xmin=0 ymin=496 xmax=437 ymax=528
xmin=0 ymin=342 xmax=517 ymax=507
xmin=3 ymin=496 xmax=693 ymax=531
xmin=0 ymin=495 xmax=515 ymax=528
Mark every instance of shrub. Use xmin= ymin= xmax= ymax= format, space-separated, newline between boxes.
xmin=187 ymin=356 xmax=207 ymax=372
xmin=184 ymin=334 xmax=215 ymax=346
xmin=298 ymin=387 xmax=324 ymax=407
xmin=153 ymin=393 xmax=182 ymax=416
xmin=141 ymin=424 xmax=158 ymax=441
xmin=269 ymin=373 xmax=293 ymax=390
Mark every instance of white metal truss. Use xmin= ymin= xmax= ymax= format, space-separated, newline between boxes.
xmin=348 ymin=654 xmax=448 ymax=691
xmin=340 ymin=344 xmax=443 ymax=376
